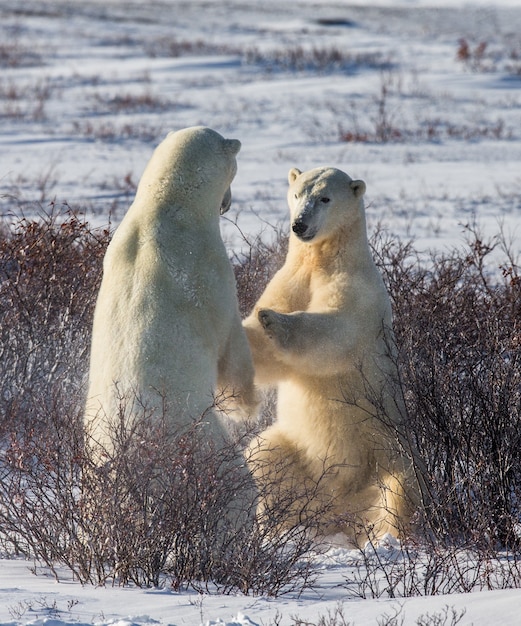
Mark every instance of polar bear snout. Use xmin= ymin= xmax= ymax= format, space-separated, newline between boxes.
xmin=292 ymin=213 xmax=319 ymax=241
xmin=291 ymin=196 xmax=327 ymax=241
xmin=292 ymin=218 xmax=309 ymax=238
xmin=220 ymin=186 xmax=232 ymax=215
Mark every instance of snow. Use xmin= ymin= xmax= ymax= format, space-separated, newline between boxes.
xmin=2 ymin=553 xmax=521 ymax=626
xmin=1 ymin=0 xmax=521 ymax=624
xmin=2 ymin=0 xmax=521 ymax=258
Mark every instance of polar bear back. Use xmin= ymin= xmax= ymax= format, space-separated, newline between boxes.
xmin=88 ymin=218 xmax=235 ymax=418
xmin=85 ymin=127 xmax=253 ymax=453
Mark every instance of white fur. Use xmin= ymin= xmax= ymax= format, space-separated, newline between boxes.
xmin=243 ymin=166 xmax=416 ymax=543
xmin=85 ymin=126 xmax=258 ymax=457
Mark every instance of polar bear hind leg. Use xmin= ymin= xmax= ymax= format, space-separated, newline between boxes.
xmin=331 ymin=471 xmax=413 ymax=545
xmin=246 ymin=425 xmax=353 ymax=536
xmin=247 ymin=424 xmax=413 ymax=545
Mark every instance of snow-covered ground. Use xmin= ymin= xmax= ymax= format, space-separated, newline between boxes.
xmin=1 ymin=0 xmax=521 ymax=624
xmin=2 ymin=0 xmax=521 ymax=255
xmin=2 ymin=550 xmax=521 ymax=626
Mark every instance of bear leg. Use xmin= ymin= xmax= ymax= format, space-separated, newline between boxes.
xmin=247 ymin=425 xmax=413 ymax=545
xmin=246 ymin=425 xmax=344 ymax=536
xmin=217 ymin=320 xmax=260 ymax=420
xmin=327 ymin=469 xmax=414 ymax=546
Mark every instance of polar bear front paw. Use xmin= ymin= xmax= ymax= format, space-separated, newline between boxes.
xmin=258 ymin=308 xmax=290 ymax=346
xmin=258 ymin=308 xmax=277 ymax=333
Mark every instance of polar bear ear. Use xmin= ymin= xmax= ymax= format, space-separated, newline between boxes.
xmin=350 ymin=180 xmax=366 ymax=198
xmin=288 ymin=168 xmax=302 ymax=184
xmin=224 ymin=138 xmax=241 ymax=155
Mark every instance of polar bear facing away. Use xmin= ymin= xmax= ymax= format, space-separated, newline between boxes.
xmin=85 ymin=126 xmax=258 ymax=458
xmin=243 ymin=166 xmax=416 ymax=544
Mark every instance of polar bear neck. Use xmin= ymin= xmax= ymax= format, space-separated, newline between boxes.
xmin=290 ymin=213 xmax=373 ymax=272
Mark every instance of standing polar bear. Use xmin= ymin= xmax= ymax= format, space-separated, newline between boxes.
xmin=85 ymin=126 xmax=258 ymax=457
xmin=243 ymin=166 xmax=416 ymax=543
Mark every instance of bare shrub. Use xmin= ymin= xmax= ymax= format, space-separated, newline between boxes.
xmin=288 ymin=602 xmax=466 ymax=626
xmin=0 ymin=386 xmax=325 ymax=593
xmin=244 ymin=46 xmax=389 ymax=74
xmin=145 ymin=37 xmax=241 ymax=58
xmin=374 ymin=224 xmax=521 ymax=550
xmin=231 ymin=221 xmax=288 ymax=317
xmin=91 ymin=91 xmax=171 ymax=114
xmin=0 ymin=27 xmax=43 ymax=68
xmin=346 ymin=223 xmax=521 ymax=597
xmin=456 ymin=39 xmax=489 ymax=71
xmin=455 ymin=37 xmax=521 ymax=76
xmin=339 ymin=71 xmax=513 ymax=144
xmin=0 ymin=201 xmax=108 ymax=574
xmin=340 ymin=71 xmax=404 ymax=144
xmin=81 ymin=398 xmax=321 ymax=593
xmin=320 ymin=224 xmax=521 ymax=598
xmin=341 ymin=105 xmax=512 ymax=144
xmin=71 ymin=120 xmax=162 ymax=143
xmin=0 ymin=202 xmax=323 ymax=595
xmin=144 ymin=36 xmax=389 ymax=75
xmin=415 ymin=606 xmax=466 ymax=626
xmin=289 ymin=603 xmax=353 ymax=626
xmin=0 ymin=386 xmax=87 ymax=575
xmin=234 ymin=215 xmax=521 ymax=594
xmin=0 ymin=77 xmax=54 ymax=121
xmin=343 ymin=531 xmax=521 ymax=600
xmin=2 ymin=200 xmax=521 ymax=596
xmin=0 ymin=204 xmax=109 ymax=436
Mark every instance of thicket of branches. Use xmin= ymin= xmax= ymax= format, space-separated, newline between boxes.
xmin=0 ymin=202 xmax=520 ymax=595
xmin=0 ymin=204 xmax=108 ymax=436
xmin=371 ymin=224 xmax=521 ymax=551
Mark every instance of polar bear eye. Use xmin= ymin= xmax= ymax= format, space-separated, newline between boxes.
xmin=320 ymin=197 xmax=330 ymax=203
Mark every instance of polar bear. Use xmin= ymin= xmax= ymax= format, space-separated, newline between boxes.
xmin=84 ymin=126 xmax=258 ymax=459
xmin=243 ymin=166 xmax=417 ymax=544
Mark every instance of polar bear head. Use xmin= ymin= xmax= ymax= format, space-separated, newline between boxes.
xmin=287 ymin=167 xmax=366 ymax=243
xmin=136 ymin=126 xmax=241 ymax=216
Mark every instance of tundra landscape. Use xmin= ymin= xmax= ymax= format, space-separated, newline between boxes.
xmin=1 ymin=1 xmax=521 ymax=624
